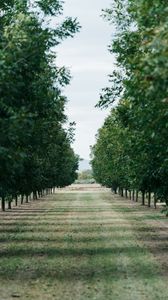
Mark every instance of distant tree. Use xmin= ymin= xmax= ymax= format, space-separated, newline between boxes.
xmin=78 ymin=170 xmax=93 ymax=181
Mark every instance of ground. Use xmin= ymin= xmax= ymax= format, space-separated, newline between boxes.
xmin=0 ymin=184 xmax=168 ymax=300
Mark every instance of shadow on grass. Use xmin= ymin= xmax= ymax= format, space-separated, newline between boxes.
xmin=0 ymin=221 xmax=132 ymax=227
xmin=0 ymin=263 xmax=159 ymax=282
xmin=0 ymin=245 xmax=160 ymax=281
xmin=0 ymin=233 xmax=135 ymax=243
xmin=0 ymin=244 xmax=164 ymax=259
xmin=0 ymin=225 xmax=166 ymax=234
xmin=0 ymin=193 xmax=167 ymax=284
xmin=0 ymin=209 xmax=116 ymax=216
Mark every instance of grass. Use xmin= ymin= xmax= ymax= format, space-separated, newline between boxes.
xmin=0 ymin=186 xmax=168 ymax=299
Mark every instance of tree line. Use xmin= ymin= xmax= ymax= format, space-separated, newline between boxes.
xmin=91 ymin=0 xmax=168 ymax=212
xmin=0 ymin=0 xmax=80 ymax=211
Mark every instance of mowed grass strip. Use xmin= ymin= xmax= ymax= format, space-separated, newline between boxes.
xmin=0 ymin=188 xmax=168 ymax=300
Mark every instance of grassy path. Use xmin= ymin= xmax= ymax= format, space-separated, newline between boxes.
xmin=0 ymin=186 xmax=168 ymax=299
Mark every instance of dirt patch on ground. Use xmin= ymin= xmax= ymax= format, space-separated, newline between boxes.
xmin=59 ymin=183 xmax=108 ymax=192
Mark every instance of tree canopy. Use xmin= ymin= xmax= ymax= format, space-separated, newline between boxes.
xmin=0 ymin=0 xmax=80 ymax=210
xmin=92 ymin=0 xmax=168 ymax=210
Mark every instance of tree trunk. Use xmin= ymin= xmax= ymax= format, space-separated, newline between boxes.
xmin=1 ymin=197 xmax=5 ymax=211
xmin=148 ymin=191 xmax=151 ymax=207
xmin=15 ymin=195 xmax=18 ymax=206
xmin=142 ymin=192 xmax=145 ymax=206
xmin=26 ymin=195 xmax=29 ymax=203
xmin=132 ymin=190 xmax=135 ymax=201
xmin=21 ymin=195 xmax=24 ymax=204
xmin=136 ymin=191 xmax=139 ymax=202
xmin=129 ymin=190 xmax=131 ymax=200
xmin=39 ymin=190 xmax=43 ymax=198
xmin=121 ymin=188 xmax=124 ymax=197
xmin=125 ymin=189 xmax=128 ymax=198
xmin=8 ymin=201 xmax=12 ymax=209
xmin=33 ymin=192 xmax=37 ymax=200
xmin=154 ymin=193 xmax=157 ymax=209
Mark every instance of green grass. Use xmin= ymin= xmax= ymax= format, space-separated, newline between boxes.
xmin=0 ymin=189 xmax=167 ymax=299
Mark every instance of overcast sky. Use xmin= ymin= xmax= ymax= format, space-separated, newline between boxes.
xmin=56 ymin=0 xmax=115 ymax=160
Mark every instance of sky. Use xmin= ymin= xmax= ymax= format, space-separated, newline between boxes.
xmin=56 ymin=0 xmax=115 ymax=160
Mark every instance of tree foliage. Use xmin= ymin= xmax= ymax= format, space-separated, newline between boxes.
xmin=0 ymin=0 xmax=80 ymax=210
xmin=92 ymin=0 xmax=168 ymax=210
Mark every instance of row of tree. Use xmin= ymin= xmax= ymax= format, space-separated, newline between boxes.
xmin=0 ymin=1 xmax=80 ymax=211
xmin=91 ymin=0 xmax=168 ymax=210
xmin=76 ymin=169 xmax=95 ymax=184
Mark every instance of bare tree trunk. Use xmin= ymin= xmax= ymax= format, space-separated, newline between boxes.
xmin=33 ymin=192 xmax=37 ymax=200
xmin=15 ymin=195 xmax=18 ymax=206
xmin=8 ymin=201 xmax=12 ymax=209
xmin=1 ymin=197 xmax=5 ymax=211
xmin=125 ymin=189 xmax=128 ymax=198
xmin=21 ymin=195 xmax=24 ymax=204
xmin=132 ymin=190 xmax=135 ymax=201
xmin=148 ymin=191 xmax=151 ymax=207
xmin=154 ymin=193 xmax=157 ymax=209
xmin=142 ymin=192 xmax=145 ymax=206
xmin=129 ymin=190 xmax=131 ymax=200
xmin=136 ymin=191 xmax=138 ymax=202
xmin=26 ymin=195 xmax=29 ymax=203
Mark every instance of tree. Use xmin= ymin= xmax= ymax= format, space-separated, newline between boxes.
xmin=0 ymin=0 xmax=80 ymax=210
xmin=92 ymin=0 xmax=168 ymax=210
